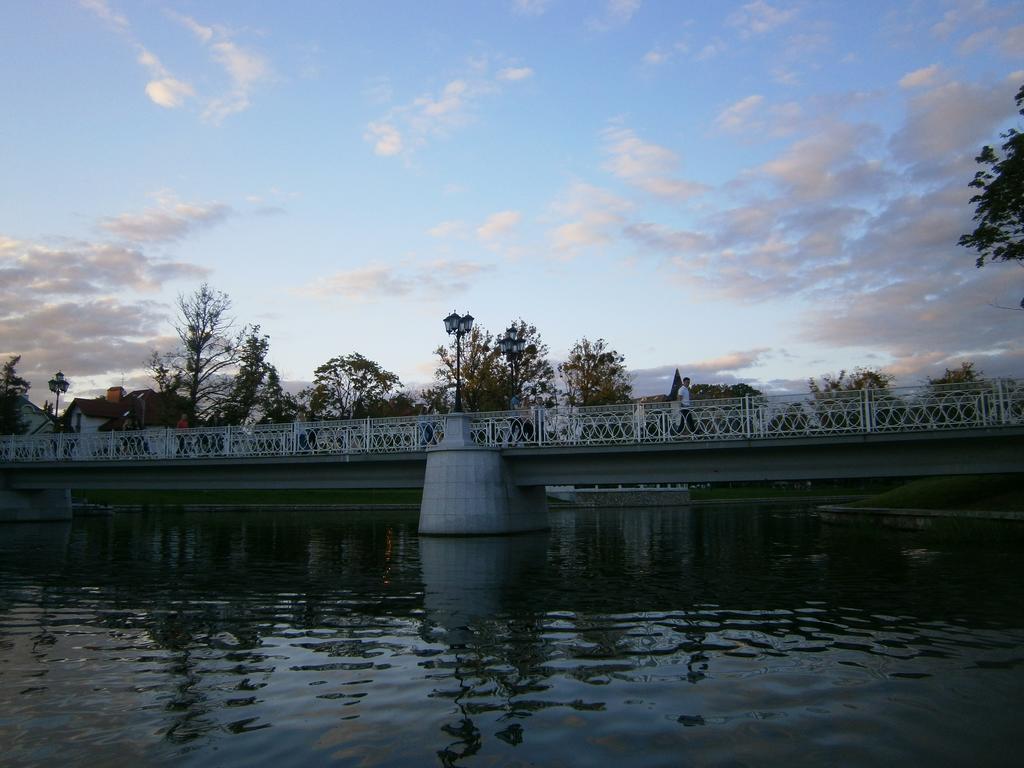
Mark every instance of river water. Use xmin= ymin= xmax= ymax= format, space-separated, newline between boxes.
xmin=1 ymin=505 xmax=1022 ymax=767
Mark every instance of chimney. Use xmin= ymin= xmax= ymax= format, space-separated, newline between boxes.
xmin=106 ymin=386 xmax=125 ymax=403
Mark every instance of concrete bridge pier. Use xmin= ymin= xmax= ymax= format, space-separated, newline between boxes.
xmin=0 ymin=488 xmax=72 ymax=523
xmin=418 ymin=413 xmax=549 ymax=535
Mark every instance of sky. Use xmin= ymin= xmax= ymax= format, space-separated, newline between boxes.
xmin=3 ymin=0 xmax=1024 ymax=408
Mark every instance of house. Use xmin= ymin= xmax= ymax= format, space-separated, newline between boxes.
xmin=64 ymin=387 xmax=163 ymax=433
xmin=16 ymin=395 xmax=55 ymax=435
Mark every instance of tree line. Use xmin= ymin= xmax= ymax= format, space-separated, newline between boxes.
xmin=0 ymin=330 xmax=995 ymax=437
xmin=143 ymin=283 xmax=644 ymax=428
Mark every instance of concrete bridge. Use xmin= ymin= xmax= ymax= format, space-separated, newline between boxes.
xmin=2 ymin=379 xmax=1022 ymax=533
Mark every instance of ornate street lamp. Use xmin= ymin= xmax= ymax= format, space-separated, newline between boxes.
xmin=443 ymin=311 xmax=474 ymax=412
xmin=48 ymin=371 xmax=70 ymax=432
xmin=497 ymin=324 xmax=527 ymax=407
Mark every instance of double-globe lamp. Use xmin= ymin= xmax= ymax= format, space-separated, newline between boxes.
xmin=48 ymin=371 xmax=70 ymax=432
xmin=443 ymin=311 xmax=474 ymax=412
xmin=497 ymin=325 xmax=527 ymax=407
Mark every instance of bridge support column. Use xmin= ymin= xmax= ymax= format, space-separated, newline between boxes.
xmin=418 ymin=413 xmax=549 ymax=536
xmin=0 ymin=488 xmax=72 ymax=523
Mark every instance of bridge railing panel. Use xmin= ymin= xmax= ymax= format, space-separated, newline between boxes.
xmin=2 ymin=378 xmax=1021 ymax=464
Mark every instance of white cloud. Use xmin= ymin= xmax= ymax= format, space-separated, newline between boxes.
xmin=512 ymin=0 xmax=549 ymax=16
xmin=477 ymin=211 xmax=522 ymax=240
xmin=145 ymin=78 xmax=195 ymax=108
xmin=78 ymin=0 xmax=129 ymax=31
xmin=602 ymin=126 xmax=708 ymax=200
xmin=498 ymin=67 xmax=534 ymax=81
xmin=136 ymin=47 xmax=194 ymax=109
xmin=726 ymin=1 xmax=798 ymax=37
xmin=549 ymin=182 xmax=633 ymax=257
xmin=365 ymin=61 xmax=531 ymax=157
xmin=898 ymin=64 xmax=943 ymax=90
xmin=714 ymin=95 xmax=764 ymax=133
xmin=365 ymin=121 xmax=403 ymax=156
xmin=299 ymin=260 xmax=494 ymax=300
xmin=757 ymin=122 xmax=887 ymax=202
xmin=587 ymin=0 xmax=642 ymax=31
xmin=98 ymin=194 xmax=233 ymax=243
xmin=1001 ymin=24 xmax=1024 ymax=56
xmin=428 ymin=220 xmax=467 ymax=238
xmin=890 ymin=79 xmax=1019 ymax=170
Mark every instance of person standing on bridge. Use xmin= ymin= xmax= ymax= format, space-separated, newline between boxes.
xmin=678 ymin=377 xmax=695 ymax=435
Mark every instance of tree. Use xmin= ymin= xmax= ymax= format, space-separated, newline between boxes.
xmin=558 ymin=337 xmax=633 ymax=406
xmin=960 ymin=83 xmax=1024 ymax=267
xmin=431 ymin=326 xmax=505 ymax=412
xmin=691 ymin=382 xmax=763 ymax=399
xmin=808 ymin=367 xmax=894 ymax=394
xmin=928 ymin=361 xmax=981 ymax=386
xmin=154 ymin=284 xmax=245 ymax=424
xmin=146 ymin=350 xmax=188 ymax=427
xmin=498 ymin=320 xmax=558 ymax=408
xmin=255 ymin=367 xmax=300 ymax=424
xmin=0 ymin=355 xmax=30 ymax=434
xmin=302 ymin=353 xmax=401 ymax=420
xmin=218 ymin=327 xmax=273 ymax=425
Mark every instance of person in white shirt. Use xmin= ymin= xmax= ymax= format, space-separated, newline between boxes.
xmin=678 ymin=376 xmax=694 ymax=434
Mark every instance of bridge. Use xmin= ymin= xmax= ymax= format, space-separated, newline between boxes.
xmin=2 ymin=379 xmax=1022 ymax=532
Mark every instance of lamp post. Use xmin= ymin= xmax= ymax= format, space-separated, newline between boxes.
xmin=443 ymin=311 xmax=474 ymax=412
xmin=497 ymin=324 xmax=527 ymax=408
xmin=48 ymin=371 xmax=70 ymax=432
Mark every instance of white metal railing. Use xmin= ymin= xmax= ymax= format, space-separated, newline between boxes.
xmin=1 ymin=379 xmax=1021 ymax=464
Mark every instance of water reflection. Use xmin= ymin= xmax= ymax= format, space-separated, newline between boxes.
xmin=420 ymin=534 xmax=551 ymax=762
xmin=0 ymin=506 xmax=1022 ymax=766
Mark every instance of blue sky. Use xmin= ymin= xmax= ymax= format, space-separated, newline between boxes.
xmin=3 ymin=0 xmax=1023 ymax=406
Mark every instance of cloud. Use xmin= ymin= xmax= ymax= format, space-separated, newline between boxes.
xmin=498 ymin=67 xmax=534 ymax=81
xmin=898 ymin=64 xmax=944 ymax=90
xmin=714 ymin=95 xmax=764 ymax=132
xmin=203 ymin=39 xmax=273 ymax=123
xmin=0 ymin=238 xmax=207 ymax=300
xmin=144 ymin=77 xmax=195 ymax=108
xmin=756 ymin=121 xmax=888 ymax=202
xmin=428 ymin=220 xmax=468 ymax=238
xmin=78 ymin=0 xmax=128 ymax=31
xmin=1002 ymin=24 xmax=1024 ymax=56
xmin=298 ymin=260 xmax=495 ymax=300
xmin=623 ymin=222 xmax=710 ymax=255
xmin=549 ymin=182 xmax=633 ymax=257
xmin=726 ymin=1 xmax=798 ymax=37
xmin=365 ymin=61 xmax=531 ymax=157
xmin=477 ymin=211 xmax=521 ymax=240
xmin=161 ymin=12 xmax=273 ymax=124
xmin=512 ymin=0 xmax=550 ymax=16
xmin=98 ymin=195 xmax=233 ymax=243
xmin=602 ymin=126 xmax=708 ymax=200
xmin=587 ymin=0 xmax=642 ymax=31
xmin=631 ymin=349 xmax=773 ymax=394
xmin=889 ymin=78 xmax=1019 ymax=171
xmin=0 ymin=232 xmax=209 ymax=383
xmin=365 ymin=121 xmax=404 ymax=156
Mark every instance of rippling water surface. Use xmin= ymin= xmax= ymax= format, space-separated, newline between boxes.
xmin=1 ymin=505 xmax=1022 ymax=767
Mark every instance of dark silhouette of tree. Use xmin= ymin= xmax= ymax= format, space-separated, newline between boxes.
xmin=808 ymin=367 xmax=894 ymax=393
xmin=558 ymin=337 xmax=632 ymax=406
xmin=498 ymin=319 xmax=558 ymax=408
xmin=0 ymin=355 xmax=30 ymax=434
xmin=431 ymin=320 xmax=557 ymax=412
xmin=691 ymin=382 xmax=763 ymax=399
xmin=928 ymin=361 xmax=981 ymax=386
xmin=302 ymin=353 xmax=401 ymax=420
xmin=151 ymin=284 xmax=246 ymax=425
xmin=217 ymin=327 xmax=295 ymax=425
xmin=432 ymin=326 xmax=504 ymax=412
xmin=960 ymin=83 xmax=1024 ymax=268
